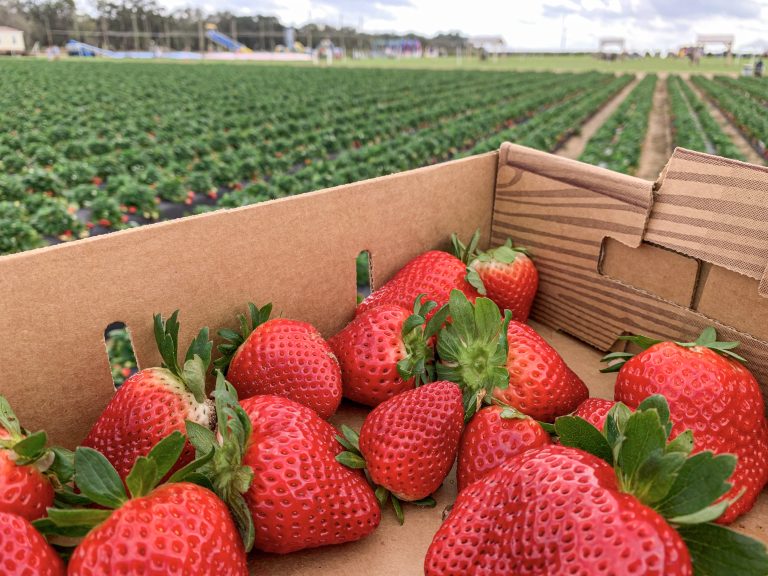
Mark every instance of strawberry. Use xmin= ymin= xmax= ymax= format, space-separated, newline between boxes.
xmin=572 ymin=397 xmax=617 ymax=428
xmin=456 ymin=404 xmax=551 ymax=492
xmin=357 ymin=249 xmax=479 ymax=317
xmin=215 ymin=303 xmax=342 ymax=419
xmin=436 ymin=289 xmax=588 ymax=422
xmin=0 ymin=396 xmax=63 ymax=521
xmin=453 ymin=231 xmax=539 ymax=321
xmin=603 ymin=328 xmax=768 ymax=524
xmin=0 ymin=511 xmax=64 ymax=576
xmin=42 ymin=432 xmax=248 ymax=575
xmin=188 ymin=376 xmax=380 ymax=554
xmin=82 ymin=311 xmax=214 ymax=480
xmin=337 ymin=381 xmax=463 ymax=523
xmin=427 ymin=395 xmax=768 ymax=575
xmin=329 ymin=295 xmax=448 ymax=407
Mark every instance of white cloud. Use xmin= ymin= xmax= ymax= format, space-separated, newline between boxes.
xmin=143 ymin=0 xmax=768 ymax=52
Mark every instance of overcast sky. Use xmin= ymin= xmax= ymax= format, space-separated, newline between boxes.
xmin=156 ymin=0 xmax=768 ymax=52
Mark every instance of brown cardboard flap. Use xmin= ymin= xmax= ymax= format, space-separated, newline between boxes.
xmin=646 ymin=148 xmax=768 ymax=287
xmin=0 ymin=152 xmax=498 ymax=447
xmin=494 ymin=143 xmax=768 ymax=401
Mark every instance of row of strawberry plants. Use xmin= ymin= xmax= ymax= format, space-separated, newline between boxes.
xmin=715 ymin=76 xmax=768 ymax=107
xmin=691 ymin=76 xmax=768 ymax=160
xmin=671 ymin=77 xmax=746 ymax=161
xmin=229 ymin=73 xmax=616 ymax=204
xmin=578 ymin=74 xmax=656 ymax=174
xmin=667 ymin=75 xmax=711 ymax=153
xmin=167 ymin=72 xmax=610 ymax=210
xmin=464 ymin=74 xmax=635 ymax=156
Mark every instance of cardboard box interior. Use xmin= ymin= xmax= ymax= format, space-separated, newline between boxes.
xmin=0 ymin=143 xmax=766 ymax=574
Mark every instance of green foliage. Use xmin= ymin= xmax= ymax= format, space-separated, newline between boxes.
xmin=693 ymin=76 xmax=768 ymax=163
xmin=88 ymin=191 xmax=124 ymax=228
xmin=105 ymin=327 xmax=138 ymax=387
xmin=29 ymin=197 xmax=84 ymax=237
xmin=579 ymin=74 xmax=656 ymax=174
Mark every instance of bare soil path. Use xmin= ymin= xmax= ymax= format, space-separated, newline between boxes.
xmin=684 ymin=78 xmax=765 ymax=165
xmin=636 ymin=73 xmax=672 ymax=180
xmin=556 ymin=75 xmax=641 ymax=160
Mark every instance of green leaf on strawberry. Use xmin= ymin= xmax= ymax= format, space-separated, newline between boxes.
xmin=397 ymin=294 xmax=449 ymax=386
xmin=37 ymin=429 xmax=221 ymax=545
xmin=554 ymin=416 xmax=613 ymax=464
xmin=436 ymin=289 xmax=511 ymax=421
xmin=153 ymin=311 xmax=212 ymax=403
xmin=185 ymin=372 xmax=255 ymax=552
xmin=677 ymin=523 xmax=768 ymax=575
xmin=0 ymin=395 xmax=23 ymax=440
xmin=601 ymin=327 xmax=746 ymax=372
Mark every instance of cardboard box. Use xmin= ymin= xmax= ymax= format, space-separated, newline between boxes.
xmin=1 ymin=142 xmax=766 ymax=574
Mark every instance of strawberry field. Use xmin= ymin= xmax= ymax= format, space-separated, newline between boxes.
xmin=0 ymin=61 xmax=625 ymax=255
xmin=1 ymin=60 xmax=767 ymax=257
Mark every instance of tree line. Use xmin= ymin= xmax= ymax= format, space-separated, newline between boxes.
xmin=0 ymin=0 xmax=468 ymax=53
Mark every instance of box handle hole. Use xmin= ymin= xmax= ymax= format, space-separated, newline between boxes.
xmin=357 ymin=250 xmax=372 ymax=304
xmin=104 ymin=322 xmax=138 ymax=390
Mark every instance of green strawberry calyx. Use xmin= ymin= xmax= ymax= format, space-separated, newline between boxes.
xmin=554 ymin=394 xmax=768 ymax=575
xmin=397 ymin=294 xmax=450 ymax=387
xmin=185 ymin=372 xmax=255 ymax=552
xmin=435 ymin=289 xmax=512 ymax=421
xmin=0 ymin=395 xmax=73 ymax=484
xmin=451 ymin=230 xmax=532 ymax=296
xmin=213 ymin=302 xmax=273 ymax=373
xmin=154 ymin=310 xmax=213 ymax=404
xmin=600 ymin=326 xmax=746 ymax=373
xmin=34 ymin=430 xmax=216 ymax=541
xmin=335 ymin=425 xmax=436 ymax=525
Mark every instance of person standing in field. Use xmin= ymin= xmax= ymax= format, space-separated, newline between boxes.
xmin=756 ymin=59 xmax=764 ymax=78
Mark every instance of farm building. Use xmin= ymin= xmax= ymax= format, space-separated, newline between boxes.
xmin=0 ymin=26 xmax=25 ymax=53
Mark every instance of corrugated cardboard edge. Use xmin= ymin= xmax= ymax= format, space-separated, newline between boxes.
xmin=493 ymin=142 xmax=768 ymax=402
xmin=0 ymin=152 xmax=498 ymax=447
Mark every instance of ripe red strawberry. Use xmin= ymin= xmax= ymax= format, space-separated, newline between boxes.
xmin=456 ymin=404 xmax=551 ymax=492
xmin=82 ymin=311 xmax=214 ymax=480
xmin=337 ymin=381 xmax=464 ymax=522
xmin=428 ymin=395 xmax=768 ymax=575
xmin=436 ymin=290 xmax=588 ymax=422
xmin=357 ymin=249 xmax=479 ymax=317
xmin=427 ymin=445 xmax=692 ymax=575
xmin=0 ymin=511 xmax=64 ymax=576
xmin=603 ymin=328 xmax=768 ymax=524
xmin=0 ymin=397 xmax=57 ymax=521
xmin=496 ymin=320 xmax=588 ymax=421
xmin=189 ymin=377 xmax=380 ymax=554
xmin=215 ymin=303 xmax=342 ymax=419
xmin=573 ymin=397 xmax=617 ymax=428
xmin=48 ymin=433 xmax=248 ymax=575
xmin=453 ymin=231 xmax=539 ymax=321
xmin=329 ymin=296 xmax=448 ymax=407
